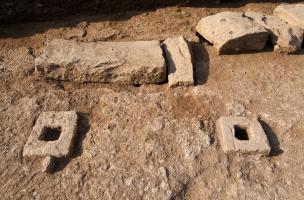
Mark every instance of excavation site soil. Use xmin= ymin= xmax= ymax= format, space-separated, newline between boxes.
xmin=1 ymin=1 xmax=304 ymax=199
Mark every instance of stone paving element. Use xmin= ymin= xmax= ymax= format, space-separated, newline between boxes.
xmin=196 ymin=12 xmax=269 ymax=55
xmin=163 ymin=36 xmax=194 ymax=87
xmin=41 ymin=156 xmax=55 ymax=173
xmin=274 ymin=3 xmax=304 ymax=30
xmin=216 ymin=116 xmax=271 ymax=155
xmin=35 ymin=39 xmax=166 ymax=84
xmin=246 ymin=12 xmax=303 ymax=53
xmin=23 ymin=111 xmax=78 ymax=158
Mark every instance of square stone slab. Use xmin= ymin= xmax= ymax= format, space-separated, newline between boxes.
xmin=245 ymin=11 xmax=303 ymax=54
xmin=216 ymin=116 xmax=270 ymax=155
xmin=23 ymin=111 xmax=78 ymax=158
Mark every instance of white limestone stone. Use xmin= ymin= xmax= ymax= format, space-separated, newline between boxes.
xmin=35 ymin=39 xmax=167 ymax=84
xmin=216 ymin=116 xmax=271 ymax=155
xmin=23 ymin=111 xmax=78 ymax=158
xmin=274 ymin=3 xmax=304 ymax=30
xmin=196 ymin=12 xmax=269 ymax=54
xmin=246 ymin=12 xmax=303 ymax=53
xmin=163 ymin=36 xmax=194 ymax=87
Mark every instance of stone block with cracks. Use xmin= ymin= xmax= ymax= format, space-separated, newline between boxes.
xmin=216 ymin=116 xmax=270 ymax=155
xmin=196 ymin=12 xmax=269 ymax=55
xmin=35 ymin=39 xmax=166 ymax=84
xmin=163 ymin=36 xmax=194 ymax=88
xmin=23 ymin=111 xmax=78 ymax=171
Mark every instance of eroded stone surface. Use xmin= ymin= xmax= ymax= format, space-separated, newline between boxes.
xmin=196 ymin=12 xmax=269 ymax=54
xmin=274 ymin=3 xmax=304 ymax=30
xmin=35 ymin=39 xmax=166 ymax=84
xmin=216 ymin=116 xmax=270 ymax=155
xmin=23 ymin=111 xmax=78 ymax=158
xmin=163 ymin=36 xmax=194 ymax=87
xmin=41 ymin=156 xmax=55 ymax=173
xmin=246 ymin=12 xmax=303 ymax=53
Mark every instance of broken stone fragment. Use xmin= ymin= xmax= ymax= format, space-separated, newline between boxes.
xmin=196 ymin=12 xmax=269 ymax=54
xmin=216 ymin=116 xmax=270 ymax=155
xmin=245 ymin=12 xmax=303 ymax=53
xmin=274 ymin=3 xmax=304 ymax=30
xmin=23 ymin=111 xmax=78 ymax=172
xmin=163 ymin=36 xmax=194 ymax=88
xmin=35 ymin=39 xmax=166 ymax=84
xmin=41 ymin=156 xmax=55 ymax=173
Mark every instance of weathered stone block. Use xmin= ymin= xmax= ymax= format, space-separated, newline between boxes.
xmin=216 ymin=116 xmax=270 ymax=155
xmin=196 ymin=12 xmax=269 ymax=54
xmin=246 ymin=12 xmax=303 ymax=53
xmin=23 ymin=111 xmax=78 ymax=158
xmin=274 ymin=3 xmax=304 ymax=30
xmin=41 ymin=156 xmax=55 ymax=173
xmin=163 ymin=36 xmax=194 ymax=87
xmin=35 ymin=39 xmax=166 ymax=84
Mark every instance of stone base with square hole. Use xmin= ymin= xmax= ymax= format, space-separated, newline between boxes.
xmin=216 ymin=116 xmax=270 ymax=155
xmin=23 ymin=111 xmax=78 ymax=158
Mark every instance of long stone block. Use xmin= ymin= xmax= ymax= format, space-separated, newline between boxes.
xmin=163 ymin=36 xmax=194 ymax=88
xmin=35 ymin=39 xmax=167 ymax=84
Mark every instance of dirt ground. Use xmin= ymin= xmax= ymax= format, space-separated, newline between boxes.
xmin=1 ymin=2 xmax=304 ymax=200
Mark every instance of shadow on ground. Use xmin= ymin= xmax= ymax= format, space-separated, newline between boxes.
xmin=190 ymin=38 xmax=210 ymax=85
xmin=258 ymin=119 xmax=283 ymax=157
xmin=52 ymin=112 xmax=90 ymax=173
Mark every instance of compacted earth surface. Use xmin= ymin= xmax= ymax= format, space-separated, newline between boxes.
xmin=1 ymin=2 xmax=304 ymax=200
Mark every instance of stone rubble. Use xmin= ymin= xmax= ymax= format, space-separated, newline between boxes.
xmin=274 ymin=3 xmax=304 ymax=30
xmin=23 ymin=111 xmax=78 ymax=157
xmin=35 ymin=8 xmax=304 ymax=87
xmin=163 ymin=36 xmax=194 ymax=88
xmin=35 ymin=39 xmax=166 ymax=84
xmin=245 ymin=12 xmax=303 ymax=53
xmin=196 ymin=11 xmax=269 ymax=54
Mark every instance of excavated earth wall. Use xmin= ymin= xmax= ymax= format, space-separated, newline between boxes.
xmin=3 ymin=0 xmax=303 ymax=23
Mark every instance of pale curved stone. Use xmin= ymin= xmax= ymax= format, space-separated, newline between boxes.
xmin=274 ymin=3 xmax=304 ymax=30
xmin=196 ymin=12 xmax=269 ymax=55
xmin=245 ymin=12 xmax=303 ymax=53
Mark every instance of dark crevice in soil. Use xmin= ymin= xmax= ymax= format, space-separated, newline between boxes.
xmin=190 ymin=41 xmax=210 ymax=85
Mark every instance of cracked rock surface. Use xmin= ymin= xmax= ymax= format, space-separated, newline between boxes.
xmin=274 ymin=3 xmax=304 ymax=30
xmin=35 ymin=39 xmax=166 ymax=84
xmin=163 ymin=36 xmax=194 ymax=87
xmin=245 ymin=12 xmax=303 ymax=53
xmin=196 ymin=12 xmax=269 ymax=54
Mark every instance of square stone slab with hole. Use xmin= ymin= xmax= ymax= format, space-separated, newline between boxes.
xmin=23 ymin=111 xmax=78 ymax=158
xmin=216 ymin=116 xmax=270 ymax=155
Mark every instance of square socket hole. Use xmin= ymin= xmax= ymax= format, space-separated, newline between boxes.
xmin=39 ymin=127 xmax=62 ymax=141
xmin=234 ymin=125 xmax=249 ymax=140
